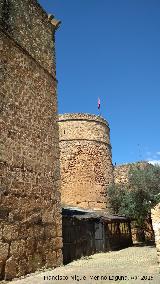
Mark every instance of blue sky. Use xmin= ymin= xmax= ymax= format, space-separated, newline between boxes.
xmin=39 ymin=0 xmax=160 ymax=165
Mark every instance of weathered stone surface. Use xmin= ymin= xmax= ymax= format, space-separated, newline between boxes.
xmin=42 ymin=209 xmax=55 ymax=223
xmin=152 ymin=203 xmax=160 ymax=266
xmin=0 ymin=242 xmax=9 ymax=277
xmin=44 ymin=225 xmax=57 ymax=239
xmin=5 ymin=256 xmax=18 ymax=281
xmin=10 ymin=240 xmax=26 ymax=258
xmin=45 ymin=251 xmax=57 ymax=268
xmin=114 ymin=161 xmax=149 ymax=185
xmin=0 ymin=0 xmax=59 ymax=75
xmin=58 ymin=114 xmax=114 ymax=211
xmin=55 ymin=237 xmax=63 ymax=249
xmin=3 ymin=224 xmax=19 ymax=241
xmin=0 ymin=0 xmax=62 ymax=280
xmin=56 ymin=223 xmax=62 ymax=237
xmin=0 ymin=242 xmax=9 ymax=262
xmin=0 ymin=227 xmax=2 ymax=240
xmin=56 ymin=249 xmax=63 ymax=267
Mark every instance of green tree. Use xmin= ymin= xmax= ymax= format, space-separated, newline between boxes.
xmin=108 ymin=183 xmax=126 ymax=214
xmin=127 ymin=164 xmax=160 ymax=220
xmin=108 ymin=164 xmax=160 ymax=241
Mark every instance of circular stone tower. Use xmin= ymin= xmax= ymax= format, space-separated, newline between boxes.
xmin=58 ymin=113 xmax=113 ymax=211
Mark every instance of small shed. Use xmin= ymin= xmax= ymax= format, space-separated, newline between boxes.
xmin=62 ymin=207 xmax=133 ymax=264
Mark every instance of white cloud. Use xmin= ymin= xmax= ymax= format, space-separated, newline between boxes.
xmin=145 ymin=151 xmax=160 ymax=164
xmin=148 ymin=160 xmax=160 ymax=165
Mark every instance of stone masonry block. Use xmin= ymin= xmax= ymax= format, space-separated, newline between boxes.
xmin=5 ymin=256 xmax=18 ymax=281
xmin=3 ymin=224 xmax=19 ymax=241
xmin=0 ymin=242 xmax=9 ymax=262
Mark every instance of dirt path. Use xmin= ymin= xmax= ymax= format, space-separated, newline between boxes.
xmin=6 ymin=246 xmax=160 ymax=284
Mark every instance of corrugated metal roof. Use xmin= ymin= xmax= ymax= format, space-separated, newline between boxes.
xmin=62 ymin=207 xmax=131 ymax=222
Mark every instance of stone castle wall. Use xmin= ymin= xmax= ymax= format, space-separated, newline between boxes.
xmin=58 ymin=113 xmax=113 ymax=210
xmin=114 ymin=161 xmax=150 ymax=185
xmin=0 ymin=0 xmax=62 ymax=280
xmin=114 ymin=164 xmax=131 ymax=185
xmin=151 ymin=203 xmax=160 ymax=266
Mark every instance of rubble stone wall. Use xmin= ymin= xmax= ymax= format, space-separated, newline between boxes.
xmin=151 ymin=203 xmax=160 ymax=266
xmin=114 ymin=162 xmax=149 ymax=185
xmin=58 ymin=114 xmax=113 ymax=211
xmin=114 ymin=164 xmax=131 ymax=185
xmin=0 ymin=0 xmax=57 ymax=75
xmin=0 ymin=0 xmax=62 ymax=280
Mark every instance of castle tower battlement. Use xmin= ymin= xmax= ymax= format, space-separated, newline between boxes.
xmin=58 ymin=113 xmax=113 ymax=211
xmin=59 ymin=113 xmax=111 ymax=145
